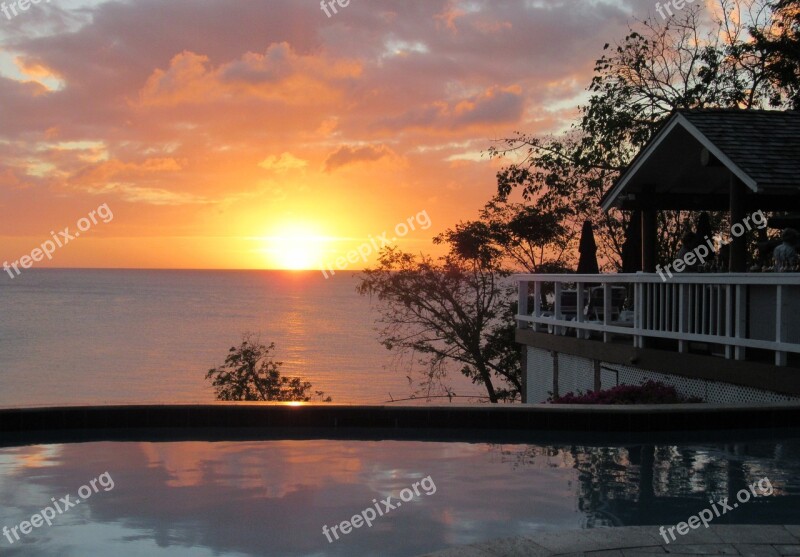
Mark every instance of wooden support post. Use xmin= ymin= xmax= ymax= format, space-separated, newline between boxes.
xmin=729 ymin=174 xmax=747 ymax=272
xmin=518 ymin=280 xmax=528 ymax=329
xmin=634 ymin=282 xmax=643 ymax=348
xmin=641 ymin=209 xmax=658 ymax=273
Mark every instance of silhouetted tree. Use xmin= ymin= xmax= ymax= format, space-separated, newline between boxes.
xmin=436 ymin=198 xmax=575 ymax=274
xmin=752 ymin=0 xmax=800 ymax=108
xmin=491 ymin=0 xmax=796 ymax=269
xmin=207 ymin=334 xmax=330 ymax=402
xmin=358 ymin=247 xmax=520 ymax=403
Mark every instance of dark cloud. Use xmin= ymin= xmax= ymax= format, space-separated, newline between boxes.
xmin=324 ymin=144 xmax=394 ymax=172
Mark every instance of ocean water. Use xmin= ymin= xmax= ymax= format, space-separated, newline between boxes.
xmin=0 ymin=269 xmax=482 ymax=407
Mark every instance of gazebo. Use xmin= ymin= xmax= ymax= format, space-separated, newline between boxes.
xmin=601 ymin=109 xmax=800 ymax=272
xmin=514 ymin=109 xmax=800 ymax=404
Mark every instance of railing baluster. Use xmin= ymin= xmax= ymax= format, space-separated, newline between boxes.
xmin=678 ymin=283 xmax=687 ymax=353
xmin=634 ymin=281 xmax=643 ymax=348
xmin=603 ymin=282 xmax=611 ymax=343
xmin=720 ymin=284 xmax=725 ymax=336
xmin=670 ymin=284 xmax=676 ymax=332
xmin=735 ymin=284 xmax=746 ymax=360
xmin=725 ymin=284 xmax=733 ymax=359
xmin=712 ymin=284 xmax=717 ymax=336
xmin=714 ymin=285 xmax=719 ymax=336
xmin=776 ymin=284 xmax=787 ymax=366
xmin=554 ymin=281 xmax=562 ymax=336
xmin=701 ymin=283 xmax=708 ymax=336
xmin=694 ymin=284 xmax=701 ymax=335
xmin=576 ymin=282 xmax=585 ymax=339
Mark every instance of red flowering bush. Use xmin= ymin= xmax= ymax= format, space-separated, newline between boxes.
xmin=547 ymin=380 xmax=704 ymax=404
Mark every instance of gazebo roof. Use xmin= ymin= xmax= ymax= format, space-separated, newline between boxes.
xmin=601 ymin=109 xmax=800 ymax=212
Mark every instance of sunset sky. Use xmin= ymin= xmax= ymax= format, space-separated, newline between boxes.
xmin=0 ymin=0 xmax=649 ymax=270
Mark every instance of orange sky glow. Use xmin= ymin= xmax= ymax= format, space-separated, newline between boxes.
xmin=0 ymin=0 xmax=644 ymax=270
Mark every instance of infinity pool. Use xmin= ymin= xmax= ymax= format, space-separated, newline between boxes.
xmin=0 ymin=438 xmax=798 ymax=556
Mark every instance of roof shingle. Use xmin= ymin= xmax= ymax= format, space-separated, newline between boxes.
xmin=678 ymin=109 xmax=800 ymax=191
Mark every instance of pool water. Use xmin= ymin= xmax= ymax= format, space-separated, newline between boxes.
xmin=0 ymin=438 xmax=798 ymax=556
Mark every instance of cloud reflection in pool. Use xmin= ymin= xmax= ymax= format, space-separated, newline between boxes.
xmin=0 ymin=439 xmax=798 ymax=556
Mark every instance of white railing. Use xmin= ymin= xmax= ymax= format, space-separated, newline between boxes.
xmin=516 ymin=273 xmax=800 ymax=366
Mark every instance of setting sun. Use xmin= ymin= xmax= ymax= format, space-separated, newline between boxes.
xmin=261 ymin=223 xmax=329 ymax=270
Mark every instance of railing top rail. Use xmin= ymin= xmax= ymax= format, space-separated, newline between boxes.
xmin=513 ymin=273 xmax=800 ymax=285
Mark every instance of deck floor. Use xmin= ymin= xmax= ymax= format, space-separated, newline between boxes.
xmin=419 ymin=524 xmax=800 ymax=556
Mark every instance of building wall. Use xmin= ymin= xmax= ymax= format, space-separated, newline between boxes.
xmin=526 ymin=346 xmax=800 ymax=404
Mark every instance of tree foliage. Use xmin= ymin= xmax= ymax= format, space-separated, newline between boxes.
xmin=490 ymin=0 xmax=797 ymax=269
xmin=206 ymin=334 xmax=330 ymax=402
xmin=358 ymin=192 xmax=594 ymax=403
xmin=752 ymin=0 xmax=800 ymax=108
xmin=435 ymin=198 xmax=575 ymax=273
xmin=358 ymin=247 xmax=520 ymax=403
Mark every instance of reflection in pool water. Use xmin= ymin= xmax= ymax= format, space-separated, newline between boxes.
xmin=0 ymin=438 xmax=798 ymax=556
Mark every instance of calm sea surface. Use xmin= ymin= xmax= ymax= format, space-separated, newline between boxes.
xmin=0 ymin=269 xmax=481 ymax=407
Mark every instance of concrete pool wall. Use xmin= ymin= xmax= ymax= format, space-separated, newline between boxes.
xmin=1 ymin=402 xmax=799 ymax=446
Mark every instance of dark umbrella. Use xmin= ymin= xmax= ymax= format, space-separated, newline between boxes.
xmin=577 ymin=220 xmax=600 ymax=274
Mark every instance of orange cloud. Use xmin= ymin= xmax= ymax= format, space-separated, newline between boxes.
xmin=72 ymin=158 xmax=184 ymax=183
xmin=376 ymin=85 xmax=525 ymax=132
xmin=136 ymin=43 xmax=362 ymax=108
xmin=323 ymin=144 xmax=397 ymax=172
xmin=258 ymin=152 xmax=308 ymax=173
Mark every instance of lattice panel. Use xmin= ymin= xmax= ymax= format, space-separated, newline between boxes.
xmin=526 ymin=347 xmax=553 ymax=404
xmin=606 ymin=363 xmax=799 ymax=404
xmin=556 ymin=353 xmax=596 ymax=397
xmin=525 ymin=350 xmax=799 ymax=404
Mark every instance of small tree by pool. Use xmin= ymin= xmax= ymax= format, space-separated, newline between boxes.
xmin=207 ymin=333 xmax=331 ymax=402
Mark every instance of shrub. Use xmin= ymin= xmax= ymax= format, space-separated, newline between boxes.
xmin=547 ymin=380 xmax=703 ymax=404
xmin=206 ymin=333 xmax=331 ymax=402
